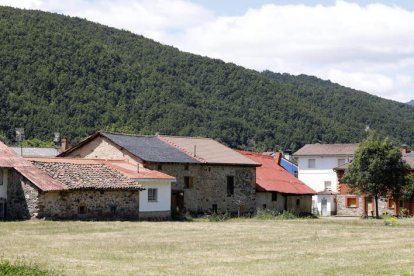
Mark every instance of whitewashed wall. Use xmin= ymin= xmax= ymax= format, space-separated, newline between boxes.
xmin=297 ymin=155 xmax=352 ymax=192
xmin=139 ymin=180 xmax=171 ymax=212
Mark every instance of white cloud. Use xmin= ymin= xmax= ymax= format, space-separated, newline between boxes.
xmin=1 ymin=0 xmax=413 ymax=102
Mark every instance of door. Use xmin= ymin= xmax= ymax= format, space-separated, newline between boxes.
xmin=321 ymin=198 xmax=328 ymax=216
xmin=365 ymin=197 xmax=374 ymax=217
xmin=0 ymin=200 xmax=5 ymax=219
xmin=171 ymin=190 xmax=184 ymax=213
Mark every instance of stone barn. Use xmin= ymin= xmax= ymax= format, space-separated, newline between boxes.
xmin=59 ymin=131 xmax=260 ymax=215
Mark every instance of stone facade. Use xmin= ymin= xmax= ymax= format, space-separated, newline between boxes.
xmin=146 ymin=163 xmax=256 ymax=215
xmin=6 ymin=169 xmax=40 ymax=219
xmin=256 ymin=192 xmax=312 ymax=214
xmin=39 ymin=190 xmax=140 ymax=220
xmin=337 ymin=195 xmax=397 ymax=217
xmin=68 ymin=136 xmax=139 ymax=162
xmin=2 ymin=168 xmax=142 ymax=220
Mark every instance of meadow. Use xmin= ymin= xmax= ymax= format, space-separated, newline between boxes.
xmin=1 ymin=217 xmax=414 ymax=275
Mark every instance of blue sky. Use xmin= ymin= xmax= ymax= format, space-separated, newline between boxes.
xmin=1 ymin=0 xmax=413 ymax=102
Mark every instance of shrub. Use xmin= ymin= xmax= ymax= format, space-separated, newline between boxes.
xmin=0 ymin=259 xmax=54 ymax=275
xmin=383 ymin=216 xmax=398 ymax=226
xmin=208 ymin=212 xmax=231 ymax=222
xmin=255 ymin=209 xmax=305 ymax=220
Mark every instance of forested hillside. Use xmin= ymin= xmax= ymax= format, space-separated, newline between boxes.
xmin=1 ymin=6 xmax=413 ymax=150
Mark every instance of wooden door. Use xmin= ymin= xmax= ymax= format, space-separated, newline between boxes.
xmin=365 ymin=197 xmax=374 ymax=217
xmin=171 ymin=190 xmax=184 ymax=213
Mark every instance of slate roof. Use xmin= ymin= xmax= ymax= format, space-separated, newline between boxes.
xmin=0 ymin=141 xmax=65 ymax=191
xmin=160 ymin=136 xmax=260 ymax=166
xmin=293 ymin=143 xmax=358 ymax=156
xmin=97 ymin=160 xmax=175 ymax=180
xmin=60 ymin=132 xmax=259 ymax=166
xmin=240 ymin=151 xmax=315 ymax=195
xmin=11 ymin=147 xmax=59 ymax=157
xmin=101 ymin=132 xmax=200 ymax=164
xmin=29 ymin=158 xmax=144 ymax=190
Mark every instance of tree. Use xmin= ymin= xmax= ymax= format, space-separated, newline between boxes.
xmin=343 ymin=132 xmax=409 ymax=218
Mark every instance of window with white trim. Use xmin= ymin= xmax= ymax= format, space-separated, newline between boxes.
xmin=308 ymin=159 xmax=316 ymax=168
xmin=338 ymin=159 xmax=346 ymax=166
xmin=148 ymin=188 xmax=158 ymax=202
xmin=324 ymin=181 xmax=332 ymax=191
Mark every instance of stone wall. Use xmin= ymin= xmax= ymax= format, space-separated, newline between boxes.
xmin=39 ymin=189 xmax=140 ymax=220
xmin=256 ymin=192 xmax=312 ymax=214
xmin=337 ymin=195 xmax=395 ymax=217
xmin=6 ymin=169 xmax=40 ymax=219
xmin=146 ymin=163 xmax=256 ymax=215
xmin=68 ymin=136 xmax=139 ymax=162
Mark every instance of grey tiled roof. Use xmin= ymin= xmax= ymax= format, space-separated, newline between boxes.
xmin=101 ymin=132 xmax=200 ymax=163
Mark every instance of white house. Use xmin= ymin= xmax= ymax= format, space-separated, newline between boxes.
xmin=293 ymin=144 xmax=358 ymax=216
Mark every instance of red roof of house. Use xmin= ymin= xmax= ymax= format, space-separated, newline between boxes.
xmin=27 ymin=158 xmax=175 ymax=181
xmin=0 ymin=141 xmax=66 ymax=191
xmin=239 ymin=151 xmax=315 ymax=195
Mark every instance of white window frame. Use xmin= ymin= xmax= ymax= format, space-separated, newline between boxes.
xmin=338 ymin=159 xmax=346 ymax=166
xmin=324 ymin=181 xmax=332 ymax=191
xmin=148 ymin=188 xmax=158 ymax=202
xmin=308 ymin=159 xmax=316 ymax=168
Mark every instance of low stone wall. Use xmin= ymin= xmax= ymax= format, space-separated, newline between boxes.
xmin=39 ymin=190 xmax=140 ymax=220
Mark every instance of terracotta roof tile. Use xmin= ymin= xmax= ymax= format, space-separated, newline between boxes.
xmin=160 ymin=136 xmax=260 ymax=166
xmin=0 ymin=141 xmax=65 ymax=191
xmin=239 ymin=151 xmax=315 ymax=195
xmin=30 ymin=158 xmax=143 ymax=190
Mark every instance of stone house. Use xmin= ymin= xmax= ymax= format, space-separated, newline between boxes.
xmin=293 ymin=143 xmax=358 ymax=216
xmin=240 ymin=151 xmax=315 ymax=214
xmin=335 ymin=146 xmax=414 ymax=217
xmin=0 ymin=140 xmax=175 ymax=220
xmin=59 ymin=132 xmax=260 ymax=215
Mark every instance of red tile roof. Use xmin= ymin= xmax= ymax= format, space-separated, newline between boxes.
xmin=27 ymin=158 xmax=175 ymax=182
xmin=240 ymin=151 xmax=315 ymax=195
xmin=0 ymin=141 xmax=65 ymax=191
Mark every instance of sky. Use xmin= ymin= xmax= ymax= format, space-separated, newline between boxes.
xmin=1 ymin=0 xmax=413 ymax=103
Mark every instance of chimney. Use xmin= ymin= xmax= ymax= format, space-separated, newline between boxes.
xmin=402 ymin=144 xmax=408 ymax=156
xmin=61 ymin=138 xmax=69 ymax=152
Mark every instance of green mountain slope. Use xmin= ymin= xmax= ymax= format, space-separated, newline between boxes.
xmin=1 ymin=6 xmax=413 ymax=150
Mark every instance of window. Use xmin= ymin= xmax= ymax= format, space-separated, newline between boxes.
xmin=110 ymin=205 xmax=117 ymax=214
xmin=157 ymin=164 xmax=163 ymax=170
xmin=148 ymin=188 xmax=158 ymax=202
xmin=338 ymin=159 xmax=346 ymax=166
xmin=296 ymin=198 xmax=300 ymax=206
xmin=324 ymin=181 xmax=332 ymax=191
xmin=184 ymin=164 xmax=189 ymax=171
xmin=78 ymin=206 xmax=86 ymax=214
xmin=0 ymin=201 xmax=4 ymax=218
xmin=294 ymin=170 xmax=298 ymax=178
xmin=308 ymin=159 xmax=316 ymax=168
xmin=399 ymin=200 xmax=404 ymax=208
xmin=0 ymin=169 xmax=2 ymax=186
xmin=346 ymin=197 xmax=358 ymax=208
xmin=262 ymin=204 xmax=267 ymax=209
xmin=271 ymin=192 xmax=277 ymax=202
xmin=227 ymin=176 xmax=234 ymax=196
xmin=184 ymin=176 xmax=194 ymax=189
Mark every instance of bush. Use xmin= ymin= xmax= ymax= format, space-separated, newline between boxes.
xmin=255 ymin=209 xmax=304 ymax=220
xmin=0 ymin=259 xmax=54 ymax=275
xmin=208 ymin=212 xmax=231 ymax=222
xmin=383 ymin=216 xmax=398 ymax=226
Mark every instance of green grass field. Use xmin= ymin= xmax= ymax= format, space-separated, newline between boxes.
xmin=1 ymin=218 xmax=414 ymax=275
